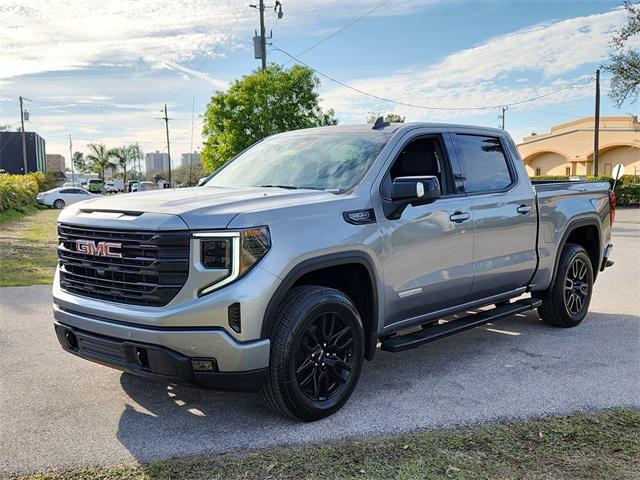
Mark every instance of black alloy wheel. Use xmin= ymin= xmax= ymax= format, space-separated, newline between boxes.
xmin=295 ymin=312 xmax=354 ymax=402
xmin=564 ymin=257 xmax=590 ymax=316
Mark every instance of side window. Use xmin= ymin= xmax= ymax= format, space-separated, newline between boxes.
xmin=381 ymin=136 xmax=452 ymax=198
xmin=454 ymin=135 xmax=513 ymax=193
xmin=60 ymin=189 xmax=72 ymax=194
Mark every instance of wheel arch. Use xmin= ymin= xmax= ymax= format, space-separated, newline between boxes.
xmin=550 ymin=216 xmax=602 ymax=287
xmin=262 ymin=251 xmax=380 ymax=361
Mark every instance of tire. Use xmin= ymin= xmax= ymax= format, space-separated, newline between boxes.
xmin=537 ymin=243 xmax=594 ymax=328
xmin=259 ymin=285 xmax=365 ymax=421
xmin=53 ymin=199 xmax=65 ymax=209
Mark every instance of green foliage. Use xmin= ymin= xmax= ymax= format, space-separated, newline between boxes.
xmin=367 ymin=113 xmax=406 ymax=123
xmin=605 ymin=1 xmax=640 ymax=106
xmin=84 ymin=143 xmax=116 ymax=183
xmin=201 ymin=64 xmax=337 ymax=173
xmin=172 ymin=163 xmax=207 ymax=187
xmin=0 ymin=172 xmax=46 ymax=212
xmin=617 ymin=183 xmax=640 ymax=205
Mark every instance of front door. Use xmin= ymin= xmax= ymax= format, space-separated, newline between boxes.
xmin=375 ymin=133 xmax=475 ymax=328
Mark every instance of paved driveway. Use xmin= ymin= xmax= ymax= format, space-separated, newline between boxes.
xmin=1 ymin=210 xmax=639 ymax=476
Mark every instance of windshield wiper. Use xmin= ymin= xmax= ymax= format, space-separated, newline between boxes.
xmin=259 ymin=184 xmax=299 ymax=190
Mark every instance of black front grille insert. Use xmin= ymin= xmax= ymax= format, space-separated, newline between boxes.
xmin=57 ymin=224 xmax=190 ymax=306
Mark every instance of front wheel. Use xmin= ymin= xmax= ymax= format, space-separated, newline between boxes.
xmin=259 ymin=286 xmax=364 ymax=421
xmin=536 ymin=243 xmax=594 ymax=328
xmin=53 ymin=199 xmax=65 ymax=209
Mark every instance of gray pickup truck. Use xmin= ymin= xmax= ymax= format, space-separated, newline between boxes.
xmin=53 ymin=120 xmax=615 ymax=421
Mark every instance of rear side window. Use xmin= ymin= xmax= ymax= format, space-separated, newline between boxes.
xmin=454 ymin=135 xmax=513 ymax=193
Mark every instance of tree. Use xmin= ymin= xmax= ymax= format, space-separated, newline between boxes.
xmin=72 ymin=151 xmax=87 ymax=173
xmin=85 ymin=143 xmax=115 ymax=185
xmin=605 ymin=1 xmax=640 ymax=106
xmin=110 ymin=145 xmax=134 ymax=188
xmin=201 ymin=64 xmax=337 ymax=172
xmin=0 ymin=124 xmax=11 ymax=132
xmin=172 ymin=163 xmax=207 ymax=187
xmin=366 ymin=113 xmax=406 ymax=123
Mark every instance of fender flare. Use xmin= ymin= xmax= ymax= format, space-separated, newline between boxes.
xmin=549 ymin=215 xmax=602 ymax=287
xmin=261 ymin=251 xmax=380 ymax=360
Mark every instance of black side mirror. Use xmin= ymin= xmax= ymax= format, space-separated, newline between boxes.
xmin=384 ymin=175 xmax=441 ymax=219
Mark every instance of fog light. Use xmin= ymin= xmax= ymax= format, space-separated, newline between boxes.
xmin=191 ymin=359 xmax=215 ymax=372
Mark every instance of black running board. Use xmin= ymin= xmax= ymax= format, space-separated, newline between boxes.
xmin=380 ymin=298 xmax=542 ymax=353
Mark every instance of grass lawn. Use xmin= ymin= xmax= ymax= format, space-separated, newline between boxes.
xmin=0 ymin=207 xmax=59 ymax=287
xmin=18 ymin=408 xmax=640 ymax=480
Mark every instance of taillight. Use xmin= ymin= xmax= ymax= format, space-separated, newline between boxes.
xmin=609 ymin=190 xmax=617 ymax=224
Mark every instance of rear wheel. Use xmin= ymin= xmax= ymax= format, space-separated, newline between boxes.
xmin=537 ymin=243 xmax=593 ymax=328
xmin=53 ymin=199 xmax=65 ymax=209
xmin=259 ymin=286 xmax=364 ymax=421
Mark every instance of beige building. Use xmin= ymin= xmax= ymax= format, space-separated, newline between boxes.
xmin=518 ymin=116 xmax=640 ymax=177
xmin=46 ymin=153 xmax=65 ymax=172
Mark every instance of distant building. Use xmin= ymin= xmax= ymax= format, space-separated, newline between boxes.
xmin=180 ymin=151 xmax=201 ymax=168
xmin=145 ymin=151 xmax=169 ymax=175
xmin=0 ymin=131 xmax=47 ymax=174
xmin=518 ymin=116 xmax=640 ymax=177
xmin=46 ymin=153 xmax=65 ymax=172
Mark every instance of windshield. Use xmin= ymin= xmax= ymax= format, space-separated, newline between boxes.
xmin=205 ymin=132 xmax=391 ymax=192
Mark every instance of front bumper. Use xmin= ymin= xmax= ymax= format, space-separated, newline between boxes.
xmin=54 ymin=322 xmax=267 ymax=391
xmin=53 ymin=304 xmax=270 ymax=391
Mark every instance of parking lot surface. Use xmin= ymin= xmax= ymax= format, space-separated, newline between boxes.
xmin=1 ymin=209 xmax=638 ymax=476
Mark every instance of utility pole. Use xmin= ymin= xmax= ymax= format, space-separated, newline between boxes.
xmin=593 ymin=69 xmax=600 ymax=176
xmin=136 ymin=142 xmax=141 ymax=181
xmin=500 ymin=106 xmax=508 ymax=130
xmin=19 ymin=96 xmax=29 ymax=174
xmin=189 ymin=96 xmax=195 ymax=186
xmin=258 ymin=0 xmax=266 ymax=70
xmin=69 ymin=134 xmax=75 ymax=187
xmin=250 ymin=1 xmax=282 ymax=70
xmin=160 ymin=104 xmax=172 ymax=186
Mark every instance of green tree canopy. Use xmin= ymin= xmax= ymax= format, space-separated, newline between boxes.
xmin=605 ymin=1 xmax=640 ymax=106
xmin=201 ymin=64 xmax=337 ymax=172
xmin=366 ymin=113 xmax=406 ymax=124
xmin=85 ymin=143 xmax=115 ymax=184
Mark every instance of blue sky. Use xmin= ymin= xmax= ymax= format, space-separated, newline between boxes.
xmin=0 ymin=0 xmax=638 ymax=165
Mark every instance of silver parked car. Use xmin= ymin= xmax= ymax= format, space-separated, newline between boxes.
xmin=52 ymin=121 xmax=615 ymax=421
xmin=37 ymin=187 xmax=98 ymax=209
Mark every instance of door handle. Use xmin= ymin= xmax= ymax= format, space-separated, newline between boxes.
xmin=449 ymin=211 xmax=471 ymax=223
xmin=516 ymin=205 xmax=532 ymax=215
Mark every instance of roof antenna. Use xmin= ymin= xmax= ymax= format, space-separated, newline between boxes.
xmin=372 ymin=116 xmax=390 ymax=130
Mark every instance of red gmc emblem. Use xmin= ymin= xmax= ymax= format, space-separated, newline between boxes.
xmin=76 ymin=239 xmax=122 ymax=258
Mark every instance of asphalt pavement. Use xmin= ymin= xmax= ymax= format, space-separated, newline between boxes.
xmin=1 ymin=209 xmax=639 ymax=476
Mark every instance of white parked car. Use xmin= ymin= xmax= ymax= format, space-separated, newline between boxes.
xmin=36 ymin=187 xmax=98 ymax=209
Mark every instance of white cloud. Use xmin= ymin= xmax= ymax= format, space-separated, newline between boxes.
xmin=321 ymin=8 xmax=629 ymax=122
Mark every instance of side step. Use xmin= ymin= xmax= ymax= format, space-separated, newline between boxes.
xmin=380 ymin=298 xmax=542 ymax=353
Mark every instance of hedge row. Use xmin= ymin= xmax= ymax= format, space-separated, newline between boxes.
xmin=531 ymin=175 xmax=640 ymax=206
xmin=0 ymin=172 xmax=49 ymax=212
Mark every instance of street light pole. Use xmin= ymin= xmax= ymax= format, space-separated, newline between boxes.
xmin=593 ymin=69 xmax=601 ymax=176
xmin=69 ymin=134 xmax=75 ymax=187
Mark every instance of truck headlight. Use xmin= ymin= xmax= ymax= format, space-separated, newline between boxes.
xmin=239 ymin=226 xmax=271 ymax=275
xmin=195 ymin=226 xmax=271 ymax=296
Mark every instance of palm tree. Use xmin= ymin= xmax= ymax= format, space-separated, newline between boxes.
xmin=86 ymin=143 xmax=115 ymax=189
xmin=110 ymin=146 xmax=131 ymax=189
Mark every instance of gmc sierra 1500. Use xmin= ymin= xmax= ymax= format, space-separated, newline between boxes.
xmin=53 ymin=120 xmax=615 ymax=421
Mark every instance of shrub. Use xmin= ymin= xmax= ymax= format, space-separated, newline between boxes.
xmin=0 ymin=172 xmax=46 ymax=212
xmin=616 ymin=184 xmax=640 ymax=206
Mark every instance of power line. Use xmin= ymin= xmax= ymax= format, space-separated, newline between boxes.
xmin=283 ymin=0 xmax=392 ymax=65
xmin=272 ymin=45 xmax=594 ymax=111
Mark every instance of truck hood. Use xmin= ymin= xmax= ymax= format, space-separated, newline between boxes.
xmin=69 ymin=186 xmax=334 ymax=229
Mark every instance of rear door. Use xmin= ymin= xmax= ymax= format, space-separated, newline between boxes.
xmin=374 ymin=130 xmax=475 ymax=328
xmin=449 ymin=130 xmax=537 ymax=299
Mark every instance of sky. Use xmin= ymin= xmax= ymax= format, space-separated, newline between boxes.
xmin=0 ymin=0 xmax=638 ymax=169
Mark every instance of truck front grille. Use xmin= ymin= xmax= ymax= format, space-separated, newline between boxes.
xmin=57 ymin=224 xmax=190 ymax=307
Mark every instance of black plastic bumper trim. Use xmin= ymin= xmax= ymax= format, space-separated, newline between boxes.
xmin=54 ymin=323 xmax=266 ymax=392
